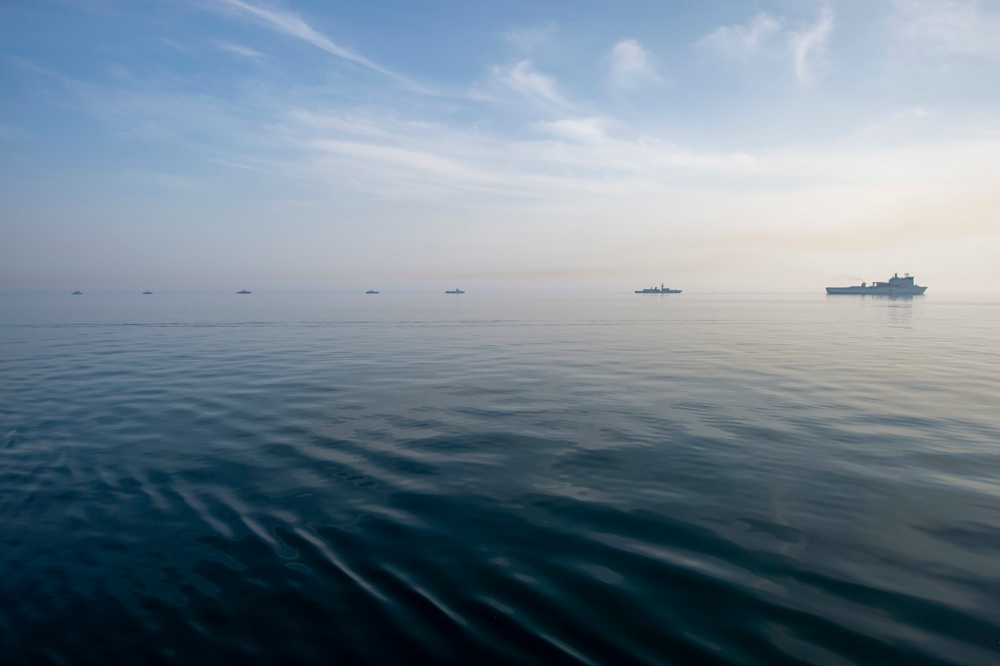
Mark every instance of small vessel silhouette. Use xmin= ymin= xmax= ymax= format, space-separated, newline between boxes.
xmin=634 ymin=283 xmax=681 ymax=294
xmin=445 ymin=288 xmax=465 ymax=294
xmin=237 ymin=289 xmax=252 ymax=294
xmin=71 ymin=290 xmax=83 ymax=295
xmin=142 ymin=291 xmax=153 ymax=295
xmin=365 ymin=290 xmax=380 ymax=294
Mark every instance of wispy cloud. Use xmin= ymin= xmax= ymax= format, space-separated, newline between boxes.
xmin=699 ymin=8 xmax=834 ymax=85
xmin=609 ymin=39 xmax=661 ymax=89
xmin=214 ymin=40 xmax=265 ymax=60
xmin=533 ymin=117 xmax=608 ymax=143
xmin=311 ymin=139 xmax=502 ymax=190
xmin=486 ymin=60 xmax=569 ymax=111
xmin=790 ymin=8 xmax=834 ymax=84
xmin=698 ymin=13 xmax=782 ymax=58
xmin=213 ymin=0 xmax=398 ymax=78
xmin=277 ymin=103 xmax=765 ymax=206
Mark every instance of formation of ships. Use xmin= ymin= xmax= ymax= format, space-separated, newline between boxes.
xmin=69 ymin=274 xmax=929 ymax=296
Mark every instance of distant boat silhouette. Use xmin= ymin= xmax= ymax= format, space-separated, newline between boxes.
xmin=634 ymin=283 xmax=682 ymax=294
xmin=445 ymin=288 xmax=465 ymax=294
xmin=142 ymin=291 xmax=153 ymax=295
xmin=237 ymin=289 xmax=251 ymax=294
xmin=71 ymin=290 xmax=83 ymax=295
xmin=365 ymin=290 xmax=380 ymax=294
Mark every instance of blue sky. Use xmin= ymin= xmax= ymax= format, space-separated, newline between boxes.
xmin=2 ymin=0 xmax=999 ymax=291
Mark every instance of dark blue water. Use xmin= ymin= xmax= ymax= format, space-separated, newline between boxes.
xmin=2 ymin=292 xmax=999 ymax=665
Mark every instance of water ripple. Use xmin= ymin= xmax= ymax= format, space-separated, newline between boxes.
xmin=1 ymin=293 xmax=999 ymax=664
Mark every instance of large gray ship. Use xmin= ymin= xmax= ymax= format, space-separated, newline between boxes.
xmin=826 ymin=273 xmax=927 ymax=295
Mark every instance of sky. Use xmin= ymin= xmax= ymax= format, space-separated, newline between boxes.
xmin=1 ymin=0 xmax=999 ymax=292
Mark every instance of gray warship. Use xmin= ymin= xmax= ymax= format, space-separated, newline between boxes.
xmin=826 ymin=273 xmax=927 ymax=295
xmin=635 ymin=283 xmax=682 ymax=294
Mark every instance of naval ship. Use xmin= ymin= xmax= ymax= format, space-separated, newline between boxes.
xmin=635 ymin=283 xmax=682 ymax=294
xmin=826 ymin=273 xmax=927 ymax=295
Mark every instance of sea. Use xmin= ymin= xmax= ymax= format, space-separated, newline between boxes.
xmin=1 ymin=291 xmax=998 ymax=665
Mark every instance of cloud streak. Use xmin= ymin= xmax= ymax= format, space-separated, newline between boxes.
xmin=214 ymin=0 xmax=400 ymax=79
xmin=214 ymin=40 xmax=265 ymax=60
xmin=699 ymin=8 xmax=834 ymax=84
xmin=486 ymin=60 xmax=570 ymax=111
xmin=790 ymin=8 xmax=834 ymax=84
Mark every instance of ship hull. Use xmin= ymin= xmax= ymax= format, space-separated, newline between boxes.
xmin=634 ymin=290 xmax=682 ymax=294
xmin=826 ymin=286 xmax=926 ymax=295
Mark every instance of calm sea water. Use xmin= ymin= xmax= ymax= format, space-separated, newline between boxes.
xmin=1 ymin=291 xmax=998 ymax=665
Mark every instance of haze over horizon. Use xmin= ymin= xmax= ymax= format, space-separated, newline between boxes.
xmin=2 ymin=0 xmax=999 ymax=293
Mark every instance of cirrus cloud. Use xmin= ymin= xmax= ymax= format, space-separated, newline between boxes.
xmin=699 ymin=8 xmax=834 ymax=85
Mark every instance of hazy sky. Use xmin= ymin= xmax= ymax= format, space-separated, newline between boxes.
xmin=2 ymin=0 xmax=999 ymax=292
